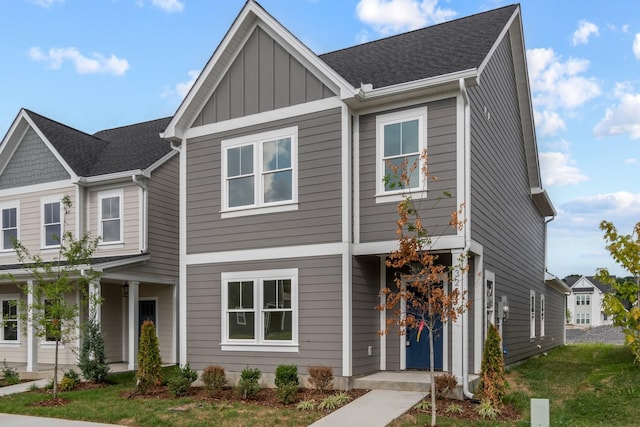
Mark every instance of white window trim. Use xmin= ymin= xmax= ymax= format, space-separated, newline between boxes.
xmin=0 ymin=201 xmax=19 ymax=252
xmin=220 ymin=126 xmax=298 ymax=218
xmin=0 ymin=295 xmax=20 ymax=344
xmin=530 ymin=290 xmax=536 ymax=339
xmin=221 ymin=268 xmax=299 ymax=352
xmin=97 ymin=189 xmax=124 ymax=245
xmin=540 ymin=294 xmax=545 ymax=338
xmin=375 ymin=107 xmax=428 ymax=204
xmin=41 ymin=195 xmax=64 ymax=249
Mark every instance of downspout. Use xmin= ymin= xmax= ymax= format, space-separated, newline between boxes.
xmin=459 ymin=78 xmax=475 ymax=400
xmin=170 ymin=139 xmax=185 ymax=366
xmin=132 ymin=174 xmax=148 ymax=253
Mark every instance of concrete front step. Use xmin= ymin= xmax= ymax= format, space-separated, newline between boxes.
xmin=351 ymin=371 xmax=432 ymax=392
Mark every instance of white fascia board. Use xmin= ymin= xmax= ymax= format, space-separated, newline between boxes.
xmin=76 ymin=170 xmax=144 ymax=185
xmin=0 ymin=180 xmax=73 ymax=198
xmin=352 ymin=235 xmax=465 ymax=256
xmin=142 ymin=150 xmax=178 ymax=178
xmin=0 ymin=111 xmax=29 ymax=175
xmin=545 ymin=271 xmax=571 ymax=294
xmin=22 ymin=112 xmax=79 ymax=182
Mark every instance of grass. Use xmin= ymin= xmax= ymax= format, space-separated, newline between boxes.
xmin=395 ymin=343 xmax=640 ymax=426
xmin=2 ymin=345 xmax=640 ymax=426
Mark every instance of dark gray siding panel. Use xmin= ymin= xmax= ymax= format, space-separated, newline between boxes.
xmin=136 ymin=155 xmax=179 ymax=278
xmin=358 ymin=98 xmax=458 ymax=244
xmin=192 ymin=27 xmax=337 ymax=127
xmin=469 ymin=36 xmax=554 ymax=364
xmin=186 ymin=255 xmax=343 ymax=374
xmin=542 ymin=287 xmax=566 ymax=348
xmin=186 ymin=108 xmax=343 ymax=254
xmin=0 ymin=128 xmax=70 ymax=189
xmin=352 ymin=255 xmax=381 ymax=376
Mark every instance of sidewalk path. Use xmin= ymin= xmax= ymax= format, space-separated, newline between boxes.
xmin=308 ymin=389 xmax=425 ymax=427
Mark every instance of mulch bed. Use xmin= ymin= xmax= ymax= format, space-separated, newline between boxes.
xmin=396 ymin=397 xmax=521 ymax=424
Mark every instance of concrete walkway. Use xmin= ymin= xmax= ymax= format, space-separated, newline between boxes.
xmin=308 ymin=389 xmax=425 ymax=427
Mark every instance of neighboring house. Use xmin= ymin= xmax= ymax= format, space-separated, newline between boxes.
xmin=161 ymin=1 xmax=569 ymax=388
xmin=565 ymin=275 xmax=613 ymax=328
xmin=0 ymin=109 xmax=179 ymax=372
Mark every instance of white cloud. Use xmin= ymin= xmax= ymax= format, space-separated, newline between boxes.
xmin=355 ymin=0 xmax=456 ymax=35
xmin=534 ymin=109 xmax=566 ymax=136
xmin=633 ymin=33 xmax=640 ymax=60
xmin=593 ymin=81 xmax=640 ymax=139
xmin=625 ymin=158 xmax=638 ymax=165
xmin=572 ymin=20 xmax=599 ymax=45
xmin=28 ymin=0 xmax=63 ymax=7
xmin=527 ymin=47 xmax=601 ymax=111
xmin=539 ymin=152 xmax=588 ymax=187
xmin=151 ymin=0 xmax=184 ymax=13
xmin=29 ymin=46 xmax=129 ymax=76
xmin=560 ymin=192 xmax=640 ymax=228
xmin=162 ymin=69 xmax=200 ymax=99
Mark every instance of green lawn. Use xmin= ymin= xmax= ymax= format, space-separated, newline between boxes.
xmin=2 ymin=345 xmax=640 ymax=426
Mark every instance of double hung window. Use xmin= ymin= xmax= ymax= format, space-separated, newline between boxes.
xmin=1 ymin=205 xmax=17 ymax=251
xmin=43 ymin=200 xmax=62 ymax=247
xmin=221 ymin=269 xmax=298 ymax=352
xmin=1 ymin=298 xmax=18 ymax=342
xmin=98 ymin=191 xmax=122 ymax=243
xmin=222 ymin=127 xmax=298 ymax=217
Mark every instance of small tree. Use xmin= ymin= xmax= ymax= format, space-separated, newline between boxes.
xmin=11 ymin=195 xmax=100 ymax=399
xmin=136 ymin=319 xmax=162 ymax=393
xmin=78 ymin=313 xmax=110 ymax=382
xmin=596 ymin=220 xmax=640 ymax=362
xmin=475 ymin=323 xmax=507 ymax=408
xmin=377 ymin=150 xmax=468 ymax=427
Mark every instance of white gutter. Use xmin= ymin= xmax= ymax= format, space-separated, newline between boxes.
xmin=459 ymin=78 xmax=475 ymax=400
xmin=76 ymin=170 xmax=144 ymax=185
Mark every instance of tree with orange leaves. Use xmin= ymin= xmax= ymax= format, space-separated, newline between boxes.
xmin=378 ymin=150 xmax=468 ymax=427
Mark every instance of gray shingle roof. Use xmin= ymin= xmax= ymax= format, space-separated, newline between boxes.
xmin=25 ymin=110 xmax=173 ymax=177
xmin=320 ymin=4 xmax=518 ymax=89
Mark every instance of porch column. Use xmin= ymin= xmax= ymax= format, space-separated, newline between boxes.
xmin=89 ymin=279 xmax=101 ymax=324
xmin=127 ymin=281 xmax=139 ymax=370
xmin=26 ymin=280 xmax=38 ymax=372
xmin=451 ymin=249 xmax=464 ymax=381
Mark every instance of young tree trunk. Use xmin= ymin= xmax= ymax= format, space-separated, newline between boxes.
xmin=429 ymin=322 xmax=436 ymax=427
xmin=53 ymin=339 xmax=59 ymax=398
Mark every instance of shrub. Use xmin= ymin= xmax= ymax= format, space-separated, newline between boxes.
xmin=307 ymin=365 xmax=333 ymax=393
xmin=202 ymin=365 xmax=226 ymax=396
xmin=434 ymin=373 xmax=458 ymax=399
xmin=167 ymin=363 xmax=198 ymax=397
xmin=1 ymin=360 xmax=19 ymax=385
xmin=318 ymin=392 xmax=351 ymax=411
xmin=236 ymin=367 xmax=261 ymax=400
xmin=275 ymin=364 xmax=299 ymax=404
xmin=413 ymin=399 xmax=431 ymax=412
xmin=476 ymin=398 xmax=501 ymax=420
xmin=136 ymin=320 xmax=163 ymax=394
xmin=475 ymin=323 xmax=508 ymax=407
xmin=296 ymin=400 xmax=316 ymax=411
xmin=78 ymin=316 xmax=110 ymax=382
xmin=59 ymin=369 xmax=81 ymax=391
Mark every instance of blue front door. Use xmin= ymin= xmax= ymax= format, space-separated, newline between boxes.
xmin=406 ymin=309 xmax=443 ymax=370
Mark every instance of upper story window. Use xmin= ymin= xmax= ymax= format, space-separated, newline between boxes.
xmin=576 ymin=294 xmax=591 ymax=306
xmin=1 ymin=298 xmax=18 ymax=342
xmin=1 ymin=204 xmax=18 ymax=251
xmin=376 ymin=107 xmax=427 ymax=203
xmin=98 ymin=190 xmax=123 ymax=243
xmin=221 ymin=127 xmax=298 ymax=218
xmin=221 ymin=268 xmax=298 ymax=352
xmin=42 ymin=199 xmax=62 ymax=248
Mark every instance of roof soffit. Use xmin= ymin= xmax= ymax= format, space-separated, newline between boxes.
xmin=163 ymin=0 xmax=354 ymax=140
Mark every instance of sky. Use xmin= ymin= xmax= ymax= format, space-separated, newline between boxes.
xmin=0 ymin=0 xmax=638 ymax=279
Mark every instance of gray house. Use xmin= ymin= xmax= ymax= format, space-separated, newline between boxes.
xmin=0 ymin=110 xmax=179 ymax=371
xmin=162 ymin=1 xmax=569 ymax=389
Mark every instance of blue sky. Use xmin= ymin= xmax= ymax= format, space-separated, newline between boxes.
xmin=1 ymin=0 xmax=638 ymax=279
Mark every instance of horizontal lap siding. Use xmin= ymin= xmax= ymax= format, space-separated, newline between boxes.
xmin=186 ymin=256 xmax=342 ymax=374
xmin=0 ymin=286 xmax=26 ymax=362
xmin=89 ymin=185 xmax=140 ymax=257
xmin=352 ymin=255 xmax=381 ymax=376
xmin=469 ymin=36 xmax=551 ymax=364
xmin=359 ymin=99 xmax=458 ymax=244
xmin=186 ymin=108 xmax=343 ymax=254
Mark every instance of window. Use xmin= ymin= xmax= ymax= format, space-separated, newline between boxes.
xmin=98 ymin=191 xmax=122 ymax=243
xmin=221 ymin=269 xmax=298 ymax=351
xmin=221 ymin=127 xmax=298 ymax=217
xmin=1 ymin=205 xmax=18 ymax=251
xmin=42 ymin=200 xmax=62 ymax=247
xmin=540 ymin=294 xmax=545 ymax=337
xmin=1 ymin=298 xmax=18 ymax=342
xmin=576 ymin=294 xmax=591 ymax=306
xmin=376 ymin=107 xmax=427 ymax=202
xmin=530 ymin=290 xmax=536 ymax=338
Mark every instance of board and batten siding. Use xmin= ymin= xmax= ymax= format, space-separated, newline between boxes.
xmin=88 ymin=184 xmax=140 ymax=257
xmin=186 ymin=108 xmax=343 ymax=254
xmin=358 ymin=98 xmax=458 ymax=244
xmin=0 ymin=187 xmax=77 ymax=265
xmin=191 ymin=26 xmax=335 ymax=128
xmin=351 ymin=255 xmax=381 ymax=376
xmin=468 ymin=34 xmax=556 ymax=364
xmin=0 ymin=127 xmax=70 ymax=190
xmin=186 ymin=256 xmax=343 ymax=374
xmin=136 ymin=155 xmax=179 ymax=278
